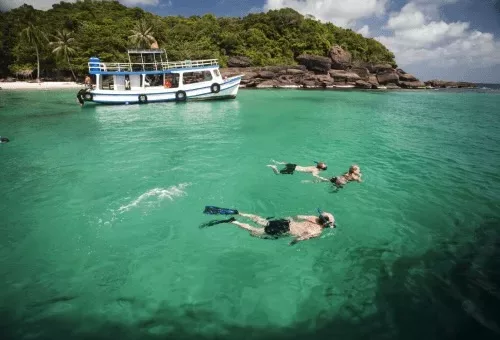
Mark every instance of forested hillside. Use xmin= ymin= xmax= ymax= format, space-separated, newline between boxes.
xmin=0 ymin=0 xmax=396 ymax=80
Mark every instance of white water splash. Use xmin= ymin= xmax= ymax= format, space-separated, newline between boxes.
xmin=118 ymin=183 xmax=190 ymax=213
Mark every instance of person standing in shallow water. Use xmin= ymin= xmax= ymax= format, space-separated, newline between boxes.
xmin=267 ymin=159 xmax=329 ymax=180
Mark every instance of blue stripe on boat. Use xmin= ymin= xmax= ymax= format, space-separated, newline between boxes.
xmin=90 ymin=79 xmax=240 ymax=97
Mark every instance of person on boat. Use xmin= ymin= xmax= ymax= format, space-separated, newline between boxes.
xmin=125 ymin=75 xmax=131 ymax=90
xmin=328 ymin=164 xmax=363 ymax=188
xmin=164 ymin=78 xmax=172 ymax=88
xmin=267 ymin=159 xmax=328 ymax=179
xmin=84 ymin=75 xmax=93 ymax=89
xmin=203 ymin=208 xmax=335 ymax=245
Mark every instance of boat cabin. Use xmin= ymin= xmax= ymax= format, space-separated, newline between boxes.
xmin=88 ymin=49 xmax=221 ymax=92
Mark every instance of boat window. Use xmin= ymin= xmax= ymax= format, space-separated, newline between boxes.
xmin=213 ymin=69 xmax=221 ymax=77
xmin=144 ymin=74 xmax=163 ymax=87
xmin=163 ymin=74 xmax=179 ymax=89
xmin=183 ymin=71 xmax=212 ymax=84
xmin=101 ymin=75 xmax=114 ymax=90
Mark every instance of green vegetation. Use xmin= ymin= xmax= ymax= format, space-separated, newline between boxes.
xmin=0 ymin=0 xmax=396 ymax=79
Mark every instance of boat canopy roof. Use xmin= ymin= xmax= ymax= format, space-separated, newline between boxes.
xmin=127 ymin=49 xmax=166 ymax=55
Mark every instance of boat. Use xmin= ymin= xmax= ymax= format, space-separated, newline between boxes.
xmin=77 ymin=49 xmax=242 ymax=105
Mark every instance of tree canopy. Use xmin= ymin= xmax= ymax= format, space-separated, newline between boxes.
xmin=0 ymin=0 xmax=396 ymax=79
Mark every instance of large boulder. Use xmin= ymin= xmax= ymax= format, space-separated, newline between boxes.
xmin=399 ymin=81 xmax=426 ymax=89
xmin=328 ymin=70 xmax=361 ymax=82
xmin=227 ymin=56 xmax=252 ymax=68
xmin=355 ymin=80 xmax=372 ymax=89
xmin=257 ymin=71 xmax=275 ymax=79
xmin=367 ymin=63 xmax=393 ymax=74
xmin=286 ymin=68 xmax=306 ymax=75
xmin=314 ymin=74 xmax=335 ymax=87
xmin=329 ymin=45 xmax=352 ymax=70
xmin=242 ymin=72 xmax=258 ymax=80
xmin=302 ymin=80 xmax=319 ymax=88
xmin=296 ymin=54 xmax=331 ymax=73
xmin=386 ymin=83 xmax=401 ymax=89
xmin=350 ymin=67 xmax=370 ymax=80
xmin=377 ymin=71 xmax=399 ymax=85
xmin=368 ymin=75 xmax=379 ymax=86
xmin=398 ymin=71 xmax=418 ymax=81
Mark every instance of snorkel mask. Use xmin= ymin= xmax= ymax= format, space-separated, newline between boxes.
xmin=314 ymin=161 xmax=328 ymax=171
xmin=317 ymin=208 xmax=335 ymax=228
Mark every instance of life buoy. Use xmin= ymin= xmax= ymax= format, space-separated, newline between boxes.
xmin=175 ymin=90 xmax=187 ymax=102
xmin=210 ymin=83 xmax=220 ymax=93
xmin=138 ymin=94 xmax=148 ymax=103
xmin=84 ymin=92 xmax=93 ymax=101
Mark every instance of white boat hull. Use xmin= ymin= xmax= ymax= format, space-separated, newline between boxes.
xmin=83 ymin=76 xmax=241 ymax=105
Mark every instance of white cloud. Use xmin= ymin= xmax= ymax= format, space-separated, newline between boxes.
xmin=0 ymin=0 xmax=159 ymax=11
xmin=264 ymin=0 xmax=389 ymax=28
xmin=375 ymin=1 xmax=500 ymax=68
xmin=357 ymin=25 xmax=370 ymax=37
xmin=0 ymin=0 xmax=76 ymax=11
xmin=386 ymin=3 xmax=426 ymax=30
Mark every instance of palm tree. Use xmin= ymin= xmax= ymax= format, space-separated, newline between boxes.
xmin=50 ymin=29 xmax=77 ymax=81
xmin=128 ymin=20 xmax=158 ymax=49
xmin=20 ymin=23 xmax=47 ymax=82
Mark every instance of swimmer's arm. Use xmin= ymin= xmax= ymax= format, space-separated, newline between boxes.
xmin=295 ymin=215 xmax=317 ymax=223
xmin=312 ymin=173 xmax=330 ymax=181
xmin=289 ymin=231 xmax=320 ymax=245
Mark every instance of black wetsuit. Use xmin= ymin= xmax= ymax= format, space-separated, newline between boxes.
xmin=279 ymin=163 xmax=297 ymax=174
xmin=264 ymin=219 xmax=290 ymax=237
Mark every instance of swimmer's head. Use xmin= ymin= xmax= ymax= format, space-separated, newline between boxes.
xmin=349 ymin=164 xmax=360 ymax=174
xmin=316 ymin=162 xmax=328 ymax=171
xmin=317 ymin=209 xmax=335 ymax=228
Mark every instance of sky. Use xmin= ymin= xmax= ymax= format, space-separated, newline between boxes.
xmin=1 ymin=0 xmax=500 ymax=82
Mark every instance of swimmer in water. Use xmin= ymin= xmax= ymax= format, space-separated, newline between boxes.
xmin=202 ymin=208 xmax=335 ymax=245
xmin=328 ymin=164 xmax=362 ymax=188
xmin=267 ymin=159 xmax=328 ymax=180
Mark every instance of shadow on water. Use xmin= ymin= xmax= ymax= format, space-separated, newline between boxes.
xmin=1 ymin=218 xmax=499 ymax=340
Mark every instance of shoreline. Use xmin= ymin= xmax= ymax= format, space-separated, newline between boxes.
xmin=0 ymin=81 xmax=480 ymax=92
xmin=0 ymin=81 xmax=84 ymax=90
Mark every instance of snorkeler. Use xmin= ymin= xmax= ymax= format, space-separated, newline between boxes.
xmin=267 ymin=159 xmax=328 ymax=180
xmin=328 ymin=164 xmax=363 ymax=187
xmin=202 ymin=206 xmax=335 ymax=245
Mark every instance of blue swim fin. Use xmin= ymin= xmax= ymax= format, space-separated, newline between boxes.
xmin=203 ymin=206 xmax=239 ymax=215
xmin=200 ymin=217 xmax=236 ymax=228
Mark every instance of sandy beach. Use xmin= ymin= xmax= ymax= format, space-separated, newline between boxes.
xmin=0 ymin=81 xmax=83 ymax=90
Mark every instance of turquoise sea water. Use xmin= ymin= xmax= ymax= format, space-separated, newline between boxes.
xmin=1 ymin=88 xmax=499 ymax=339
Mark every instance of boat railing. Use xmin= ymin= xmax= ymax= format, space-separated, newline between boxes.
xmin=88 ymin=59 xmax=219 ymax=72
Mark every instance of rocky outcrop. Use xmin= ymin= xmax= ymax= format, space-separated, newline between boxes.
xmin=221 ymin=45 xmax=438 ymax=90
xmin=377 ymin=71 xmax=399 ymax=85
xmin=355 ymin=80 xmax=372 ymax=89
xmin=351 ymin=67 xmax=370 ymax=80
xmin=228 ymin=56 xmax=252 ymax=68
xmin=328 ymin=70 xmax=361 ymax=82
xmin=399 ymin=81 xmax=426 ymax=89
xmin=296 ymin=54 xmax=331 ymax=73
xmin=424 ymin=80 xmax=476 ymax=88
xmin=329 ymin=45 xmax=352 ymax=70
